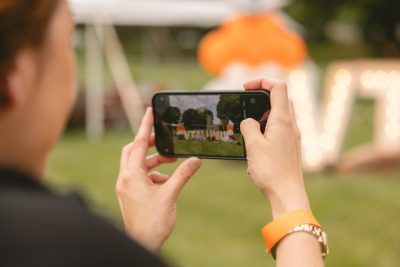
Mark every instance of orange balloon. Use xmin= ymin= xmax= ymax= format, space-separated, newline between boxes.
xmin=198 ymin=13 xmax=307 ymax=75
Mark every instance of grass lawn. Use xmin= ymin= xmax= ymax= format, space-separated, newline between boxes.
xmin=46 ymin=130 xmax=400 ymax=267
xmin=173 ymin=135 xmax=245 ymax=157
xmin=51 ymin=49 xmax=399 ymax=266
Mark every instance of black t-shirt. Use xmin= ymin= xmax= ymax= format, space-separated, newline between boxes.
xmin=0 ymin=169 xmax=169 ymax=267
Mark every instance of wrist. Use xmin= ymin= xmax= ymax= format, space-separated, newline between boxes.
xmin=264 ymin=186 xmax=311 ymax=219
xmin=137 ymin=237 xmax=162 ymax=254
xmin=126 ymin=227 xmax=164 ymax=254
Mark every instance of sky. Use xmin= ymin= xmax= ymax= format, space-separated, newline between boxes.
xmin=169 ymin=95 xmax=221 ymax=124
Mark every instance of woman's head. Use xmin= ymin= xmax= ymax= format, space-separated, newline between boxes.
xmin=0 ymin=0 xmax=77 ymax=176
xmin=0 ymin=0 xmax=58 ymax=101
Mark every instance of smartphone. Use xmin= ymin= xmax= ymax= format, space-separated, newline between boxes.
xmin=152 ymin=90 xmax=271 ymax=160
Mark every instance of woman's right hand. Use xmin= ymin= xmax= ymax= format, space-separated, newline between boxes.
xmin=240 ymin=77 xmax=311 ymax=219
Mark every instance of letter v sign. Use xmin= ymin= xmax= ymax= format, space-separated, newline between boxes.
xmin=288 ymin=60 xmax=400 ymax=171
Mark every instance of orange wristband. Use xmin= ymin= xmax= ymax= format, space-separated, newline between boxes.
xmin=261 ymin=210 xmax=321 ymax=252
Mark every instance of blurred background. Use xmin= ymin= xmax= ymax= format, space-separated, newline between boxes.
xmin=46 ymin=0 xmax=400 ymax=266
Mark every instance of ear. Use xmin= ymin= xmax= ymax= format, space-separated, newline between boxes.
xmin=2 ymin=48 xmax=37 ymax=108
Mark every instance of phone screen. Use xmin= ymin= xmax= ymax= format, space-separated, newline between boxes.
xmin=152 ymin=91 xmax=271 ymax=159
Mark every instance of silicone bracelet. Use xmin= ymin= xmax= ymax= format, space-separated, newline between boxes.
xmin=261 ymin=210 xmax=321 ymax=252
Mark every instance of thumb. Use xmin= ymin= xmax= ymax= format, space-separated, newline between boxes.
xmin=166 ymin=157 xmax=202 ymax=201
xmin=240 ymin=118 xmax=264 ymax=150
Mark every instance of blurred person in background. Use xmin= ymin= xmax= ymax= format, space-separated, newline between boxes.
xmin=0 ymin=0 xmax=326 ymax=266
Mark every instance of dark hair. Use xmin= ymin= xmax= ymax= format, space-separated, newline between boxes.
xmin=0 ymin=0 xmax=60 ymax=105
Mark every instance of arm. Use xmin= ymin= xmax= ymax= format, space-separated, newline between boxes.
xmin=115 ymin=107 xmax=201 ymax=253
xmin=240 ymin=77 xmax=325 ymax=267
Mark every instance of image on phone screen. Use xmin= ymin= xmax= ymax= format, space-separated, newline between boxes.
xmin=153 ymin=91 xmax=270 ymax=159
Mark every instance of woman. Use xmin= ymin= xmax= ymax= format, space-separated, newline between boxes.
xmin=0 ymin=0 xmax=326 ymax=266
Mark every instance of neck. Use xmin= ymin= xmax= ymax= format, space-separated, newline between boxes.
xmin=0 ymin=158 xmax=45 ymax=181
xmin=0 ymin=114 xmax=46 ymax=180
xmin=0 ymin=145 xmax=46 ymax=180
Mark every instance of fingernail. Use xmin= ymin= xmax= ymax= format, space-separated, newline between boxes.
xmin=189 ymin=157 xmax=202 ymax=168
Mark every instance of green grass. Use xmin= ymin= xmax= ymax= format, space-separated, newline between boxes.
xmin=46 ymin=128 xmax=400 ymax=267
xmin=173 ymin=135 xmax=244 ymax=157
xmin=54 ymin=44 xmax=399 ymax=266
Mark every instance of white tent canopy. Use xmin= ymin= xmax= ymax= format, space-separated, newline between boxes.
xmin=70 ymin=0 xmax=289 ymax=27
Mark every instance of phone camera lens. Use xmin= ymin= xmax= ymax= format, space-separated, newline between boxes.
xmin=250 ymin=98 xmax=256 ymax=104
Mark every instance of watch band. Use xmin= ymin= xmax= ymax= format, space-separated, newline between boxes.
xmin=261 ymin=210 xmax=328 ymax=259
xmin=270 ymin=223 xmax=329 ymax=259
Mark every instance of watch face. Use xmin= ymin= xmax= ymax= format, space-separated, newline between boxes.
xmin=280 ymin=224 xmax=328 ymax=259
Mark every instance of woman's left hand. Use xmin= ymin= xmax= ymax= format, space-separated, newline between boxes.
xmin=116 ymin=107 xmax=202 ymax=253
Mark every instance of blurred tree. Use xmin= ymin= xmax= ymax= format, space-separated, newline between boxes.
xmin=182 ymin=109 xmax=198 ymax=130
xmin=285 ymin=0 xmax=399 ymax=56
xmin=284 ymin=0 xmax=347 ymax=42
xmin=198 ymin=107 xmax=213 ymax=124
xmin=361 ymin=0 xmax=400 ymax=56
xmin=181 ymin=108 xmax=213 ymax=130
xmin=217 ymin=95 xmax=242 ymax=133
xmin=161 ymin=106 xmax=181 ymax=124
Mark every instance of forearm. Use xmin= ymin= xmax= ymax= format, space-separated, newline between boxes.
xmin=267 ymin=188 xmax=325 ymax=267
xmin=276 ymin=232 xmax=324 ymax=267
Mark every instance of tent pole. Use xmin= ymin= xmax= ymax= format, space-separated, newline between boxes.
xmin=94 ymin=22 xmax=144 ymax=133
xmin=85 ymin=23 xmax=105 ymax=140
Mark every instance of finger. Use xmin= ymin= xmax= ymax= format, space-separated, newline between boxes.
xmin=243 ymin=76 xmax=266 ymax=90
xmin=149 ymin=171 xmax=169 ymax=184
xmin=131 ymin=107 xmax=154 ymax=161
xmin=166 ymin=157 xmax=202 ymax=201
xmin=244 ymin=77 xmax=290 ymax=115
xmin=120 ymin=133 xmax=156 ymax=170
xmin=149 ymin=133 xmax=156 ymax=147
xmin=240 ymin=118 xmax=265 ymax=153
xmin=134 ymin=107 xmax=154 ymax=142
xmin=146 ymin=153 xmax=177 ymax=170
xmin=243 ymin=77 xmax=281 ymax=91
xmin=289 ymin=101 xmax=301 ymax=137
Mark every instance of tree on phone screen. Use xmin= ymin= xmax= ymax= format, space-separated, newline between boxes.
xmin=217 ymin=95 xmax=241 ymax=133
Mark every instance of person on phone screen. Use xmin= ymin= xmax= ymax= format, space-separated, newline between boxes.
xmin=0 ymin=0 xmax=327 ymax=266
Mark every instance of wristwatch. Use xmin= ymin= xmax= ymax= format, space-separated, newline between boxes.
xmin=261 ymin=210 xmax=329 ymax=260
xmin=271 ymin=223 xmax=329 ymax=259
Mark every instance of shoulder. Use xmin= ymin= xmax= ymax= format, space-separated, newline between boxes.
xmin=0 ymin=173 xmax=169 ymax=267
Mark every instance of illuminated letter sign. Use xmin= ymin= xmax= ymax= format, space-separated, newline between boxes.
xmin=289 ymin=60 xmax=400 ymax=171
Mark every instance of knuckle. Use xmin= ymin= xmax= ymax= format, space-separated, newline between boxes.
xmin=241 ymin=118 xmax=256 ymax=129
xmin=240 ymin=120 xmax=250 ymax=130
xmin=121 ymin=143 xmax=132 ymax=154
xmin=115 ymin=180 xmax=125 ymax=196
xmin=241 ymin=118 xmax=250 ymax=126
xmin=132 ymin=138 xmax=147 ymax=150
xmin=276 ymin=80 xmax=288 ymax=90
xmin=115 ymin=172 xmax=132 ymax=195
xmin=276 ymin=113 xmax=292 ymax=126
